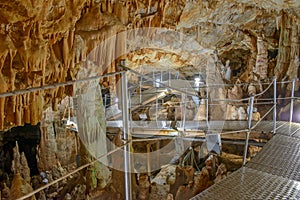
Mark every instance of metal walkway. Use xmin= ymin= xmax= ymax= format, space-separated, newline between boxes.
xmin=191 ymin=122 xmax=300 ymax=200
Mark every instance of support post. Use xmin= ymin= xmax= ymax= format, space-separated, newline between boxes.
xmin=273 ymin=77 xmax=277 ymax=134
xmin=121 ymin=72 xmax=132 ymax=200
xmin=289 ymin=78 xmax=296 ymax=123
xmin=243 ymin=96 xmax=254 ymax=166
xmin=147 ymin=143 xmax=151 ymax=176
xmin=182 ymin=89 xmax=187 ymax=132
xmin=155 ymin=87 xmax=158 ymax=123
xmin=153 ymin=70 xmax=155 ymax=87
xmin=104 ymin=94 xmax=107 ymax=108
xmin=139 ymin=76 xmax=142 ymax=104
xmin=168 ymin=71 xmax=171 ymax=86
xmin=206 ymin=84 xmax=209 ymax=128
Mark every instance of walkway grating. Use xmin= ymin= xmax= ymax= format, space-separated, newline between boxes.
xmin=191 ymin=167 xmax=300 ymax=200
xmin=191 ymin=122 xmax=300 ymax=199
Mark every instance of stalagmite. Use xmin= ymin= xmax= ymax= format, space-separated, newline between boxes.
xmin=238 ymin=107 xmax=247 ymax=120
xmin=248 ymin=83 xmax=256 ymax=96
xmin=227 ymin=85 xmax=243 ymax=101
xmin=226 ymin=104 xmax=238 ymax=120
xmin=252 ymin=111 xmax=261 ymax=121
xmin=224 ymin=60 xmax=231 ymax=81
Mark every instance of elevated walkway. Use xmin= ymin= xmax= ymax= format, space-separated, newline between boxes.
xmin=191 ymin=122 xmax=300 ymax=199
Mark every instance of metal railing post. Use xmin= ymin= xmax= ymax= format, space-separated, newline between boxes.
xmin=206 ymin=84 xmax=209 ymax=128
xmin=153 ymin=70 xmax=155 ymax=87
xmin=104 ymin=94 xmax=107 ymax=108
xmin=155 ymin=87 xmax=158 ymax=123
xmin=168 ymin=71 xmax=171 ymax=86
xmin=289 ymin=78 xmax=296 ymax=123
xmin=129 ymin=92 xmax=133 ymax=133
xmin=139 ymin=76 xmax=142 ymax=104
xmin=121 ymin=71 xmax=132 ymax=200
xmin=273 ymin=76 xmax=277 ymax=134
xmin=182 ymin=89 xmax=187 ymax=132
xmin=243 ymin=96 xmax=254 ymax=166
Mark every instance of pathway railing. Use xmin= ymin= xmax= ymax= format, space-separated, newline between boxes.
xmin=115 ymin=67 xmax=299 ymax=169
xmin=0 ymin=65 xmax=296 ymax=200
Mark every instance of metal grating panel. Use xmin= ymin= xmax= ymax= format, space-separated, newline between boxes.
xmin=246 ymin=134 xmax=300 ymax=181
xmin=293 ymin=130 xmax=300 ymax=138
xmin=191 ymin=167 xmax=300 ymax=200
xmin=192 ymin=122 xmax=300 ymax=200
xmin=276 ymin=122 xmax=300 ymax=136
xmin=291 ymin=127 xmax=300 ymax=138
xmin=253 ymin=121 xmax=275 ymax=133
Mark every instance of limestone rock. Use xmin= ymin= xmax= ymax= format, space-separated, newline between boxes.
xmin=237 ymin=107 xmax=247 ymax=120
xmin=192 ymin=167 xmax=212 ymax=195
xmin=10 ymin=173 xmax=36 ymax=200
xmin=227 ymin=85 xmax=243 ymax=101
xmin=252 ymin=112 xmax=261 ymax=121
xmin=226 ymin=104 xmax=238 ymax=120
xmin=11 ymin=142 xmax=31 ymax=184
xmin=137 ymin=174 xmax=151 ymax=200
xmin=214 ymin=163 xmax=227 ymax=183
xmin=152 ymin=165 xmax=176 ymax=185
xmin=1 ymin=183 xmax=10 ymax=200
xmin=149 ymin=183 xmax=169 ymax=200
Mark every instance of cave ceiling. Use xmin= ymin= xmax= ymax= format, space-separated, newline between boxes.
xmin=0 ymin=0 xmax=299 ymax=130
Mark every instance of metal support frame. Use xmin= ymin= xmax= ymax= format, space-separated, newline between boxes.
xmin=139 ymin=76 xmax=142 ymax=104
xmin=104 ymin=94 xmax=107 ymax=108
xmin=273 ymin=77 xmax=277 ymax=134
xmin=121 ymin=72 xmax=132 ymax=200
xmin=206 ymin=84 xmax=209 ymax=128
xmin=155 ymin=87 xmax=158 ymax=123
xmin=153 ymin=70 xmax=155 ymax=87
xmin=182 ymin=89 xmax=187 ymax=132
xmin=243 ymin=96 xmax=254 ymax=166
xmin=168 ymin=71 xmax=171 ymax=86
xmin=289 ymin=78 xmax=296 ymax=123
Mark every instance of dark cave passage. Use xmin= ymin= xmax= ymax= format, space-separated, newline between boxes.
xmin=0 ymin=124 xmax=40 ymax=184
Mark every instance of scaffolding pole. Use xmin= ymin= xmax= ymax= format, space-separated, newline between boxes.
xmin=121 ymin=72 xmax=132 ymax=200
xmin=289 ymin=78 xmax=296 ymax=123
xmin=243 ymin=96 xmax=254 ymax=166
xmin=273 ymin=77 xmax=277 ymax=134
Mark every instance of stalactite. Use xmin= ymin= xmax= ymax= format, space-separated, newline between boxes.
xmin=286 ymin=17 xmax=300 ymax=91
xmin=30 ymin=91 xmax=43 ymax=125
xmin=254 ymin=36 xmax=268 ymax=80
xmin=24 ymin=93 xmax=31 ymax=124
xmin=15 ymin=95 xmax=22 ymax=126
xmin=240 ymin=34 xmax=257 ymax=83
xmin=275 ymin=12 xmax=292 ymax=80
xmin=63 ymin=34 xmax=70 ymax=67
xmin=0 ymin=68 xmax=8 ymax=129
xmin=0 ymin=95 xmax=5 ymax=130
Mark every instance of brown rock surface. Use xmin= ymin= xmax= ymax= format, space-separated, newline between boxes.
xmin=0 ymin=0 xmax=299 ymax=131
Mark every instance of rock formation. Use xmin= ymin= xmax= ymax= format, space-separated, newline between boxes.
xmin=0 ymin=0 xmax=298 ymax=130
xmin=1 ymin=0 xmax=300 ymax=199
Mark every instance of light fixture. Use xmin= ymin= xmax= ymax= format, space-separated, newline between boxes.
xmin=194 ymin=77 xmax=201 ymax=87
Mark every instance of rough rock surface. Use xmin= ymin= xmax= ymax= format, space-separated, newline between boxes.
xmin=0 ymin=0 xmax=299 ymax=199
xmin=0 ymin=0 xmax=299 ymax=130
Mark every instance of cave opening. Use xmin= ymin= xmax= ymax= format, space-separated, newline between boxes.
xmin=0 ymin=123 xmax=41 ymax=184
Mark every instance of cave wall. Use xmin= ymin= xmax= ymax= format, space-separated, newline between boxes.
xmin=0 ymin=0 xmax=299 ymax=130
